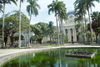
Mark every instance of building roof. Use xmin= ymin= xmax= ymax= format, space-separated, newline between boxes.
xmin=67 ymin=11 xmax=75 ymax=16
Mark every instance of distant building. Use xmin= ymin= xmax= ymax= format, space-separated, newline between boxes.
xmin=15 ymin=30 xmax=34 ymax=44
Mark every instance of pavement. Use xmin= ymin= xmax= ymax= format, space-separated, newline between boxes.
xmin=0 ymin=43 xmax=100 ymax=66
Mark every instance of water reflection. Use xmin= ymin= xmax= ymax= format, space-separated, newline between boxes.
xmin=2 ymin=49 xmax=100 ymax=67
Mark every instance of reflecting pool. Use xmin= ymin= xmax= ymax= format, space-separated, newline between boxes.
xmin=2 ymin=48 xmax=100 ymax=67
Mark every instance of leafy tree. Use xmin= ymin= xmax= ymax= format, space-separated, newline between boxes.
xmin=31 ymin=22 xmax=48 ymax=44
xmin=30 ymin=36 xmax=35 ymax=41
xmin=26 ymin=0 xmax=40 ymax=47
xmin=47 ymin=21 xmax=55 ymax=44
xmin=14 ymin=34 xmax=24 ymax=42
xmin=0 ymin=11 xmax=29 ymax=47
xmin=1 ymin=0 xmax=17 ymax=48
xmin=87 ymin=31 xmax=95 ymax=42
xmin=0 ymin=13 xmax=11 ymax=47
xmin=91 ymin=11 xmax=100 ymax=43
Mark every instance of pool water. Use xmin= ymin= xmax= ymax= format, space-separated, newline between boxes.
xmin=2 ymin=48 xmax=100 ymax=67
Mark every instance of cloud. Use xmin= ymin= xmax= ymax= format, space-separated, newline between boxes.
xmin=92 ymin=2 xmax=100 ymax=12
xmin=1 ymin=0 xmax=100 ymax=26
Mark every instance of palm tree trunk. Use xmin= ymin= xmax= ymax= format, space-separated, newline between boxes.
xmin=19 ymin=0 xmax=21 ymax=48
xmin=61 ymin=18 xmax=63 ymax=45
xmin=82 ymin=15 xmax=85 ymax=44
xmin=50 ymin=36 xmax=51 ymax=44
xmin=28 ymin=13 xmax=32 ymax=47
xmin=2 ymin=3 xmax=5 ymax=48
xmin=88 ymin=9 xmax=93 ymax=44
xmin=59 ymin=17 xmax=62 ymax=45
xmin=84 ymin=15 xmax=88 ymax=44
xmin=62 ymin=19 xmax=64 ymax=44
xmin=56 ymin=14 xmax=59 ymax=46
xmin=90 ymin=7 xmax=93 ymax=44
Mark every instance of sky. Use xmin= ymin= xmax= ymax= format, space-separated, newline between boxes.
xmin=0 ymin=0 xmax=100 ymax=26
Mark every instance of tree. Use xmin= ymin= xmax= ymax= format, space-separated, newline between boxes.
xmin=0 ymin=11 xmax=29 ymax=47
xmin=87 ymin=31 xmax=95 ymax=42
xmin=30 ymin=36 xmax=35 ymax=42
xmin=19 ymin=0 xmax=24 ymax=48
xmin=1 ymin=0 xmax=17 ymax=48
xmin=47 ymin=21 xmax=55 ymax=44
xmin=26 ymin=0 xmax=40 ymax=47
xmin=31 ymin=22 xmax=48 ymax=44
xmin=74 ymin=0 xmax=99 ymax=44
xmin=91 ymin=11 xmax=100 ymax=43
xmin=0 ymin=13 xmax=11 ymax=47
xmin=58 ymin=5 xmax=67 ymax=45
xmin=0 ymin=4 xmax=3 ymax=42
xmin=85 ymin=0 xmax=94 ymax=44
xmin=83 ymin=0 xmax=99 ymax=44
xmin=14 ymin=34 xmax=24 ymax=42
xmin=0 ymin=4 xmax=3 ymax=13
xmin=74 ymin=0 xmax=87 ymax=44
xmin=48 ymin=0 xmax=66 ymax=45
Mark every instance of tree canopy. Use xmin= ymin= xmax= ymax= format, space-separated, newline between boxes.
xmin=31 ymin=22 xmax=48 ymax=44
xmin=0 ymin=10 xmax=29 ymax=47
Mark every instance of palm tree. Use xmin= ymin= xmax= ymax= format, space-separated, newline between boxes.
xmin=0 ymin=4 xmax=3 ymax=12
xmin=48 ymin=0 xmax=66 ymax=45
xmin=19 ymin=0 xmax=24 ymax=48
xmin=1 ymin=0 xmax=17 ymax=48
xmin=27 ymin=0 xmax=40 ymax=47
xmin=85 ymin=0 xmax=95 ymax=44
xmin=48 ymin=21 xmax=54 ymax=44
xmin=91 ymin=12 xmax=99 ymax=43
xmin=85 ymin=0 xmax=100 ymax=44
xmin=74 ymin=0 xmax=86 ymax=43
xmin=74 ymin=0 xmax=100 ymax=44
xmin=58 ymin=8 xmax=67 ymax=45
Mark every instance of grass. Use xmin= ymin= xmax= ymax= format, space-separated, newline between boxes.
xmin=34 ymin=43 xmax=56 ymax=46
xmin=32 ymin=43 xmax=65 ymax=46
xmin=85 ymin=42 xmax=99 ymax=45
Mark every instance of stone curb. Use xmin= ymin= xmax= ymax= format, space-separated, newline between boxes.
xmin=0 ymin=45 xmax=100 ymax=66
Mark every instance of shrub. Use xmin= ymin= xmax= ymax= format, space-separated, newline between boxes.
xmin=64 ymin=36 xmax=68 ymax=43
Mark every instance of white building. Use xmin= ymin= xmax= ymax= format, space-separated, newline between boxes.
xmin=63 ymin=11 xmax=78 ymax=42
xmin=15 ymin=30 xmax=34 ymax=44
xmin=43 ymin=11 xmax=82 ymax=43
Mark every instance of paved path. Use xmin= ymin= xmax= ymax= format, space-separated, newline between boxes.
xmin=0 ymin=44 xmax=100 ymax=66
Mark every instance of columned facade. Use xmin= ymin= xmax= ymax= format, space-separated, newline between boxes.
xmin=64 ymin=27 xmax=77 ymax=42
xmin=62 ymin=11 xmax=78 ymax=42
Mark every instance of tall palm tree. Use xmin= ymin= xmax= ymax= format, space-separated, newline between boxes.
xmin=19 ymin=0 xmax=24 ymax=48
xmin=91 ymin=12 xmax=99 ymax=43
xmin=48 ymin=21 xmax=54 ymax=44
xmin=27 ymin=0 xmax=40 ymax=47
xmin=74 ymin=0 xmax=86 ymax=43
xmin=85 ymin=0 xmax=95 ymax=44
xmin=58 ymin=8 xmax=67 ymax=45
xmin=85 ymin=0 xmax=100 ymax=44
xmin=74 ymin=0 xmax=99 ymax=44
xmin=48 ymin=0 xmax=66 ymax=45
xmin=1 ymin=0 xmax=17 ymax=48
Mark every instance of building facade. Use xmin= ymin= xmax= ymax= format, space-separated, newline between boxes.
xmin=63 ymin=11 xmax=78 ymax=42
